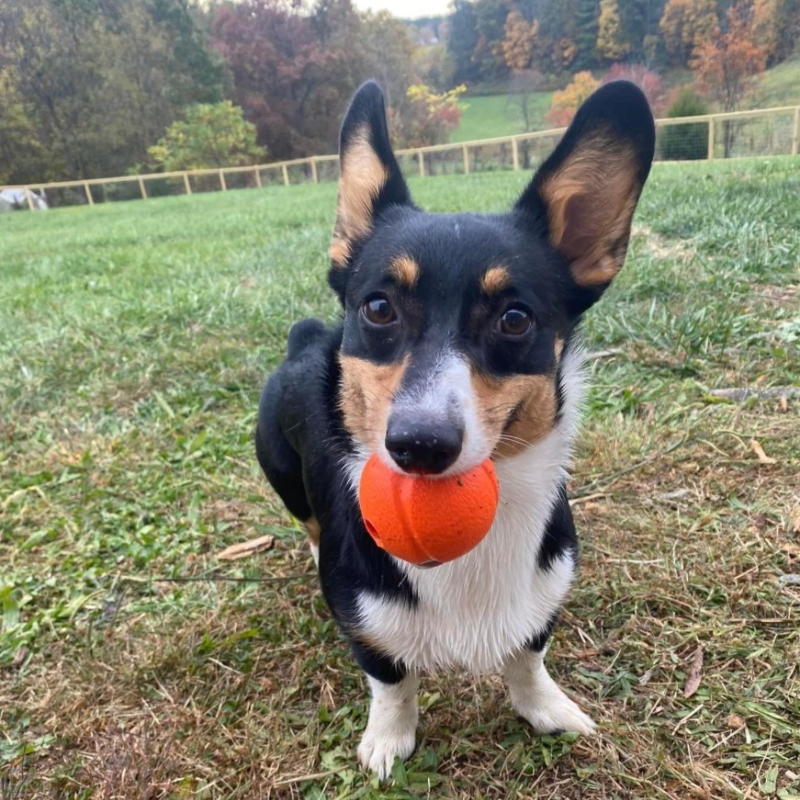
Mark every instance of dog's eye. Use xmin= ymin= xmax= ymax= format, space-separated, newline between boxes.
xmin=497 ymin=306 xmax=533 ymax=337
xmin=362 ymin=295 xmax=397 ymax=326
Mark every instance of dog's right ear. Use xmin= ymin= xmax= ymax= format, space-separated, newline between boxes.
xmin=328 ymin=81 xmax=413 ymax=302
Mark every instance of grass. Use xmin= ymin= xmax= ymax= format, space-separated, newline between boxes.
xmin=450 ymin=92 xmax=552 ymax=143
xmin=450 ymin=59 xmax=800 ymax=146
xmin=1 ymin=158 xmax=800 ymax=799
xmin=759 ymin=58 xmax=800 ymax=109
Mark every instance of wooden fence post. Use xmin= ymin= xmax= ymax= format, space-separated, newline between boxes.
xmin=418 ymin=151 xmax=425 ymax=177
xmin=310 ymin=158 xmax=319 ymax=184
xmin=462 ymin=144 xmax=470 ymax=175
xmin=24 ymin=187 xmax=35 ymax=211
xmin=707 ymin=116 xmax=715 ymax=161
xmin=138 ymin=177 xmax=148 ymax=200
xmin=183 ymin=173 xmax=192 ymax=195
xmin=512 ymin=138 xmax=520 ymax=171
xmin=254 ymin=167 xmax=262 ymax=188
xmin=84 ymin=182 xmax=94 ymax=206
xmin=281 ymin=164 xmax=289 ymax=186
xmin=219 ymin=170 xmax=227 ymax=191
xmin=792 ymin=107 xmax=800 ymax=156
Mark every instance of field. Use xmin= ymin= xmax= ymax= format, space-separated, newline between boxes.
xmin=2 ymin=159 xmax=800 ymax=799
xmin=451 ymin=59 xmax=800 ymax=145
xmin=450 ymin=92 xmax=553 ymax=142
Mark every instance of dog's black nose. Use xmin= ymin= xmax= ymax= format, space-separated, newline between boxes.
xmin=385 ymin=418 xmax=463 ymax=475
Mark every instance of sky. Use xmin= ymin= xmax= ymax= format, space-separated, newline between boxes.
xmin=354 ymin=0 xmax=450 ymax=18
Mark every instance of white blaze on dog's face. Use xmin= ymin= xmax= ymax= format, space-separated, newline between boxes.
xmin=330 ymin=81 xmax=655 ymax=477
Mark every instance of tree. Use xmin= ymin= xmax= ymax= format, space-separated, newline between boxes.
xmin=659 ymin=0 xmax=718 ymax=66
xmin=507 ymin=68 xmax=545 ymax=134
xmin=0 ymin=73 xmax=53 ymax=184
xmin=147 ymin=101 xmax=265 ymax=171
xmin=690 ymin=1 xmax=768 ymax=155
xmin=659 ymin=86 xmax=708 ymax=160
xmin=447 ymin=0 xmax=481 ymax=85
xmin=500 ymin=9 xmax=541 ymax=71
xmin=773 ymin=0 xmax=800 ymax=62
xmin=471 ymin=0 xmax=514 ymax=82
xmin=619 ymin=0 xmax=668 ymax=63
xmin=390 ymin=84 xmax=466 ymax=149
xmin=573 ymin=0 xmax=599 ymax=69
xmin=0 ymin=0 xmax=225 ymax=182
xmin=544 ymin=70 xmax=599 ymax=126
xmin=597 ymin=0 xmax=632 ymax=62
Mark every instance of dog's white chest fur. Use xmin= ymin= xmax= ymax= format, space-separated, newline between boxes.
xmin=354 ymin=430 xmax=576 ymax=674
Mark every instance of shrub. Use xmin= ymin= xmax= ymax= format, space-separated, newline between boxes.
xmin=148 ymin=101 xmax=265 ymax=172
xmin=659 ymin=87 xmax=709 ymax=161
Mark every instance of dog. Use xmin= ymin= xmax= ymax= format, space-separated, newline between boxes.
xmin=255 ymin=79 xmax=655 ymax=778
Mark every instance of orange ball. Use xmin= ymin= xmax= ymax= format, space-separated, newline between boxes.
xmin=358 ymin=454 xmax=499 ymax=566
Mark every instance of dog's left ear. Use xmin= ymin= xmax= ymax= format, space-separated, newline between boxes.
xmin=515 ymin=81 xmax=655 ymax=313
xmin=329 ymin=81 xmax=413 ymax=301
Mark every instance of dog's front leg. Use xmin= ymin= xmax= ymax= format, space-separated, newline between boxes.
xmin=357 ymin=671 xmax=419 ymax=779
xmin=503 ymin=648 xmax=596 ymax=735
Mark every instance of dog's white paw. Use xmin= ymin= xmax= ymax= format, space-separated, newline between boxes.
xmin=504 ymin=649 xmax=596 ymax=737
xmin=512 ymin=688 xmax=596 ymax=735
xmin=358 ymin=674 xmax=419 ymax=780
xmin=357 ymin=724 xmax=416 ymax=780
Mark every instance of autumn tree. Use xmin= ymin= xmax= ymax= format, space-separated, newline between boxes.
xmin=501 ymin=9 xmax=541 ymax=71
xmin=471 ymin=0 xmax=514 ymax=81
xmin=390 ymin=84 xmax=466 ymax=148
xmin=659 ymin=0 xmax=718 ymax=66
xmin=597 ymin=0 xmax=632 ymax=62
xmin=544 ymin=70 xmax=599 ymax=127
xmin=690 ymin=1 xmax=768 ymax=155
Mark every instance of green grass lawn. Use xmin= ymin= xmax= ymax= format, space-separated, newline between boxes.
xmin=450 ymin=92 xmax=553 ymax=143
xmin=2 ymin=160 xmax=800 ymax=799
xmin=760 ymin=57 xmax=800 ymax=109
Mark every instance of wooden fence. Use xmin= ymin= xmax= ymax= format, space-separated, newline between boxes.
xmin=4 ymin=104 xmax=799 ymax=210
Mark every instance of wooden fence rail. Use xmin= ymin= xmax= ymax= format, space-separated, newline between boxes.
xmin=4 ymin=104 xmax=799 ymax=210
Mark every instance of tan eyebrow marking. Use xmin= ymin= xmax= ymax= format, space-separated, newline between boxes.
xmin=389 ymin=256 xmax=420 ymax=289
xmin=479 ymin=265 xmax=511 ymax=295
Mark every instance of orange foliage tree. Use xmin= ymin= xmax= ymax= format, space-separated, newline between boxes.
xmin=544 ymin=71 xmax=599 ymax=127
xmin=501 ymin=10 xmax=541 ymax=71
xmin=659 ymin=0 xmax=718 ymax=66
xmin=690 ymin=1 xmax=768 ymax=155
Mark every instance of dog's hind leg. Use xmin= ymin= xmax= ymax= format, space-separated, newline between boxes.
xmin=503 ymin=648 xmax=596 ymax=735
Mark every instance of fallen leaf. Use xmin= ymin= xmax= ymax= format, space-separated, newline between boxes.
xmin=726 ymin=714 xmax=745 ymax=730
xmin=779 ymin=395 xmax=789 ymax=413
xmin=684 ymin=646 xmax=704 ymax=698
xmin=750 ymin=439 xmax=777 ymax=465
xmin=217 ymin=534 xmax=275 ymax=561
